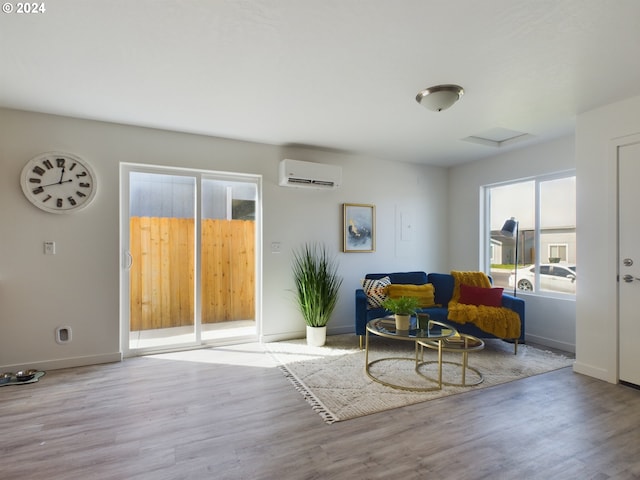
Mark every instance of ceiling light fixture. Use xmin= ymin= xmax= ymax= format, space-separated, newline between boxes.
xmin=415 ymin=84 xmax=464 ymax=112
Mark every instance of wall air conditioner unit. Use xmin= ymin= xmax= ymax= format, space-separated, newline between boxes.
xmin=279 ymin=159 xmax=342 ymax=189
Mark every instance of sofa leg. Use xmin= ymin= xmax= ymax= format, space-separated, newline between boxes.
xmin=514 ymin=339 xmax=518 ymax=355
xmin=359 ymin=335 xmax=364 ymax=350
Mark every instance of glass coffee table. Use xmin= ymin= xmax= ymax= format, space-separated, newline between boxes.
xmin=417 ymin=333 xmax=485 ymax=386
xmin=365 ymin=317 xmax=457 ymax=392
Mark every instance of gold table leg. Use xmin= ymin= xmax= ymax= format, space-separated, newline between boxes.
xmin=415 ymin=336 xmax=484 ymax=387
xmin=437 ymin=339 xmax=443 ymax=388
xmin=364 ymin=332 xmax=442 ymax=392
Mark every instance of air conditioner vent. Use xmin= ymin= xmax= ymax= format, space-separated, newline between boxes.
xmin=278 ymin=159 xmax=342 ymax=189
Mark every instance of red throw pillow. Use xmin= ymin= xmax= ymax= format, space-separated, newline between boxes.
xmin=458 ymin=284 xmax=504 ymax=307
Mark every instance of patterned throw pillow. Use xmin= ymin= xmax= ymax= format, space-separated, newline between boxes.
xmin=362 ymin=276 xmax=391 ymax=308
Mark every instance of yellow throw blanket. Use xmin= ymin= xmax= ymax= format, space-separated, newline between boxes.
xmin=447 ymin=271 xmax=521 ymax=339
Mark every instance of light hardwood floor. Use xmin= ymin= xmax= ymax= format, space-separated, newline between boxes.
xmin=1 ymin=340 xmax=639 ymax=480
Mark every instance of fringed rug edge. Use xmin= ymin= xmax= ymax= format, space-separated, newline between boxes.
xmin=276 ymin=363 xmax=339 ymax=424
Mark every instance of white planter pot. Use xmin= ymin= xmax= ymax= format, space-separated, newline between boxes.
xmin=306 ymin=325 xmax=327 ymax=346
xmin=395 ymin=314 xmax=411 ymax=330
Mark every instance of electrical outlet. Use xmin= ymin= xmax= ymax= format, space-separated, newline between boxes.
xmin=55 ymin=326 xmax=72 ymax=344
xmin=271 ymin=242 xmax=282 ymax=254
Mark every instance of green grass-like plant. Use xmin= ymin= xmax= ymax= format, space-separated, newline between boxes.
xmin=381 ymin=296 xmax=420 ymax=316
xmin=292 ymin=243 xmax=343 ymax=327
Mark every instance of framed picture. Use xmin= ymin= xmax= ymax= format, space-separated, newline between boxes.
xmin=343 ymin=203 xmax=375 ymax=252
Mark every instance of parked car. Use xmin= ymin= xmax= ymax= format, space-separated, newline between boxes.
xmin=508 ymin=264 xmax=576 ymax=294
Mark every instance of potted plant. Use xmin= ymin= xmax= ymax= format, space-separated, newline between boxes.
xmin=381 ymin=296 xmax=420 ymax=330
xmin=292 ymin=242 xmax=343 ymax=346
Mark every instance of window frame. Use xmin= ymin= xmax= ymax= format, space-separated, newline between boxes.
xmin=548 ymin=243 xmax=569 ymax=263
xmin=482 ymin=170 xmax=576 ymax=298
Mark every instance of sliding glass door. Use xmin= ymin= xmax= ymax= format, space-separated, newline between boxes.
xmin=120 ymin=164 xmax=260 ymax=356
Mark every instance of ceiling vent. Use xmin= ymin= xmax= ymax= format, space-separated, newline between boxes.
xmin=278 ymin=159 xmax=342 ymax=189
xmin=462 ymin=127 xmax=532 ymax=147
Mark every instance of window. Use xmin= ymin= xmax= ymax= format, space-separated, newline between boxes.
xmin=548 ymin=243 xmax=568 ymax=263
xmin=485 ymin=174 xmax=576 ymax=296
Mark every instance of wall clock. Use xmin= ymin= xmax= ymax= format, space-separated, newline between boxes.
xmin=20 ymin=152 xmax=97 ymax=213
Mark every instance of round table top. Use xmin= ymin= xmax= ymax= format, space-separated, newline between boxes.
xmin=366 ymin=317 xmax=458 ymax=341
xmin=418 ymin=333 xmax=485 ymax=352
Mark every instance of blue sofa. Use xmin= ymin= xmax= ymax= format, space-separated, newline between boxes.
xmin=355 ymin=271 xmax=525 ymax=351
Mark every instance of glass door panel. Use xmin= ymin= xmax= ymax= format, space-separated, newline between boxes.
xmin=201 ymin=177 xmax=257 ymax=342
xmin=128 ymin=172 xmax=197 ymax=350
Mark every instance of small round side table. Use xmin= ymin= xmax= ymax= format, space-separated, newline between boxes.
xmin=416 ymin=333 xmax=485 ymax=386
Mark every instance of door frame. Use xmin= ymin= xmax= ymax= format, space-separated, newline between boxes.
xmin=614 ymin=133 xmax=640 ymax=383
xmin=119 ymin=162 xmax=262 ymax=357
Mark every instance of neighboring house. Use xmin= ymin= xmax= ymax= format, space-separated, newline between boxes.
xmin=492 ymin=227 xmax=576 ymax=266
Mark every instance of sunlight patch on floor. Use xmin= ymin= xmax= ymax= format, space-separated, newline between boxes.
xmin=129 ymin=320 xmax=256 ymax=350
xmin=128 ymin=320 xmax=280 ymax=367
xmin=147 ymin=342 xmax=277 ymax=368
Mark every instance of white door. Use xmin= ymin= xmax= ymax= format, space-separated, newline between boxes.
xmin=618 ymin=140 xmax=640 ymax=386
xmin=120 ymin=164 xmax=261 ymax=356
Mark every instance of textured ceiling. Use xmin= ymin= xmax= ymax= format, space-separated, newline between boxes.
xmin=2 ymin=0 xmax=640 ymax=166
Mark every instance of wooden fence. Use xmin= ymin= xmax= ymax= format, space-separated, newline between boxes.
xmin=130 ymin=217 xmax=255 ymax=331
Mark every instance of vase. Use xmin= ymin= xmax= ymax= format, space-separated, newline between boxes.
xmin=394 ymin=314 xmax=411 ymax=330
xmin=306 ymin=325 xmax=327 ymax=346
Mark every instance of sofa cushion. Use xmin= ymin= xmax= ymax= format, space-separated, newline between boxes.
xmin=427 ymin=273 xmax=455 ymax=306
xmin=387 ymin=283 xmax=436 ymax=307
xmin=361 ymin=276 xmax=391 ymax=308
xmin=366 ymin=271 xmax=427 ymax=285
xmin=459 ymin=284 xmax=504 ymax=307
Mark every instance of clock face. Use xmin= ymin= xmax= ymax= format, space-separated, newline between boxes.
xmin=20 ymin=152 xmax=97 ymax=213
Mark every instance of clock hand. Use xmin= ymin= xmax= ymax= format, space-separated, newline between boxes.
xmin=40 ymin=179 xmax=73 ymax=188
xmin=58 ymin=167 xmax=66 ymax=183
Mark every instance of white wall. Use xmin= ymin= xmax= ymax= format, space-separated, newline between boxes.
xmin=0 ymin=108 xmax=449 ymax=371
xmin=574 ymin=94 xmax=640 ymax=383
xmin=448 ymin=136 xmax=577 ymax=352
xmin=14 ymin=102 xmax=629 ymax=373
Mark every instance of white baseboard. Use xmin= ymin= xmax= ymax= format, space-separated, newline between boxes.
xmin=1 ymin=352 xmax=123 ymax=372
xmin=525 ymin=333 xmax=575 ymax=354
xmin=260 ymin=326 xmax=355 ymax=344
xmin=261 ymin=331 xmax=305 ymax=343
xmin=572 ymin=361 xmax=616 ymax=384
xmin=328 ymin=325 xmax=354 ymax=336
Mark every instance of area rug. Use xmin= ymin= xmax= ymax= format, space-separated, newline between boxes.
xmin=266 ymin=334 xmax=573 ymax=424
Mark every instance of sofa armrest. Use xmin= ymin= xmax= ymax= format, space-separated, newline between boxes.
xmin=501 ymin=293 xmax=526 ymax=342
xmin=355 ymin=289 xmax=369 ymax=336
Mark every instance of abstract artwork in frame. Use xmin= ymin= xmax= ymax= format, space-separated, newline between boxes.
xmin=343 ymin=203 xmax=375 ymax=252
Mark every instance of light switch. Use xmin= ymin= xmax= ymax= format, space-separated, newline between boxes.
xmin=44 ymin=241 xmax=56 ymax=255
